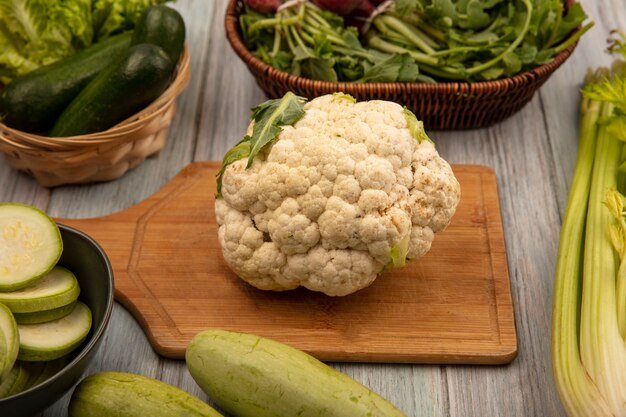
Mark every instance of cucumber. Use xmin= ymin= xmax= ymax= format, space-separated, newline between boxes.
xmin=0 ymin=266 xmax=79 ymax=313
xmin=186 ymin=330 xmax=407 ymax=417
xmin=13 ymin=301 xmax=77 ymax=324
xmin=18 ymin=301 xmax=92 ymax=362
xmin=0 ymin=33 xmax=132 ymax=133
xmin=49 ymin=44 xmax=175 ymax=137
xmin=0 ymin=204 xmax=63 ymax=291
xmin=68 ymin=371 xmax=224 ymax=417
xmin=0 ymin=303 xmax=19 ymax=381
xmin=133 ymin=5 xmax=186 ymax=64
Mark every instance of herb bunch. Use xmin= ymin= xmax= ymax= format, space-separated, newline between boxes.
xmin=240 ymin=0 xmax=592 ymax=83
xmin=240 ymin=1 xmax=433 ymax=83
xmin=367 ymin=0 xmax=593 ymax=81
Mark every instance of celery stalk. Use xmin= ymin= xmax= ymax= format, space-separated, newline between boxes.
xmin=552 ymin=87 xmax=613 ymax=417
xmin=579 ymin=97 xmax=626 ymax=415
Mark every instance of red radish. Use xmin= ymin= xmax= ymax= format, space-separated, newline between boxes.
xmin=345 ymin=0 xmax=376 ymax=32
xmin=312 ymin=0 xmax=363 ymax=16
xmin=245 ymin=0 xmax=281 ymax=14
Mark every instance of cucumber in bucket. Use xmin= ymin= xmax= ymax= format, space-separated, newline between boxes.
xmin=0 ymin=204 xmax=62 ymax=291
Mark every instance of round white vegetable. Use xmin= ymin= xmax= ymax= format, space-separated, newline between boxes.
xmin=216 ymin=94 xmax=461 ymax=296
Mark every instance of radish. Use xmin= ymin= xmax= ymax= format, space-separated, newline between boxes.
xmin=245 ymin=0 xmax=281 ymax=14
xmin=312 ymin=0 xmax=363 ymax=16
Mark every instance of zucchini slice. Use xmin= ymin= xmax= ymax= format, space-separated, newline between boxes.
xmin=0 ymin=361 xmax=29 ymax=398
xmin=18 ymin=302 xmax=92 ymax=362
xmin=0 ymin=303 xmax=19 ymax=382
xmin=0 ymin=267 xmax=80 ymax=313
xmin=0 ymin=204 xmax=62 ymax=291
xmin=13 ymin=301 xmax=78 ymax=324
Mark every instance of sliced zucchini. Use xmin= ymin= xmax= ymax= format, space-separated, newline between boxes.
xmin=0 ymin=204 xmax=62 ymax=291
xmin=0 ymin=364 xmax=19 ymax=398
xmin=13 ymin=301 xmax=78 ymax=324
xmin=27 ymin=355 xmax=71 ymax=389
xmin=0 ymin=267 xmax=80 ymax=313
xmin=18 ymin=302 xmax=92 ymax=362
xmin=0 ymin=362 xmax=29 ymax=398
xmin=0 ymin=303 xmax=19 ymax=381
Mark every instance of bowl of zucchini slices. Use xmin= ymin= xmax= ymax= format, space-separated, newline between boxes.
xmin=0 ymin=203 xmax=114 ymax=417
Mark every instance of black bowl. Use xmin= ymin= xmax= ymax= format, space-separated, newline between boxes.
xmin=0 ymin=224 xmax=114 ymax=417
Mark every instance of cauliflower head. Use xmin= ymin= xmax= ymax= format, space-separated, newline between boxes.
xmin=215 ymin=93 xmax=460 ymax=296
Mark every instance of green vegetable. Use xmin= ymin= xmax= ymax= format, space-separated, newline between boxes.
xmin=0 ymin=203 xmax=63 ymax=292
xmin=216 ymin=92 xmax=306 ymax=196
xmin=68 ymin=371 xmax=224 ymax=417
xmin=240 ymin=2 xmax=425 ymax=83
xmin=13 ymin=301 xmax=78 ymax=325
xmin=240 ymin=0 xmax=592 ymax=82
xmin=186 ymin=329 xmax=408 ymax=417
xmin=18 ymin=301 xmax=92 ymax=362
xmin=0 ymin=361 xmax=29 ymax=398
xmin=92 ymin=0 xmax=170 ymax=41
xmin=49 ymin=43 xmax=174 ymax=137
xmin=552 ymin=31 xmax=626 ymax=416
xmin=366 ymin=0 xmax=593 ymax=81
xmin=0 ymin=0 xmax=93 ymax=84
xmin=0 ymin=32 xmax=131 ymax=133
xmin=0 ymin=0 xmax=169 ymax=84
xmin=24 ymin=355 xmax=70 ymax=389
xmin=0 ymin=303 xmax=19 ymax=383
xmin=0 ymin=266 xmax=80 ymax=314
xmin=132 ymin=5 xmax=186 ymax=64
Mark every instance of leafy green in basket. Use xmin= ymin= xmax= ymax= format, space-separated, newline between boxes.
xmin=0 ymin=0 xmax=170 ymax=84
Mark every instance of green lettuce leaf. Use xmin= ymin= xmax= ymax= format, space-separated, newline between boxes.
xmin=92 ymin=0 xmax=169 ymax=41
xmin=0 ymin=0 xmax=92 ymax=83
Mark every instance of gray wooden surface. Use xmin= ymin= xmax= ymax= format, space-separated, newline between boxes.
xmin=0 ymin=1 xmax=623 ymax=415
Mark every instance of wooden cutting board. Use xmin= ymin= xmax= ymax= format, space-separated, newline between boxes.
xmin=57 ymin=161 xmax=517 ymax=364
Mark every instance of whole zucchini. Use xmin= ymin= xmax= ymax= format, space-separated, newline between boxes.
xmin=133 ymin=5 xmax=186 ymax=64
xmin=0 ymin=33 xmax=132 ymax=133
xmin=68 ymin=371 xmax=224 ymax=417
xmin=49 ymin=43 xmax=174 ymax=137
xmin=186 ymin=330 xmax=407 ymax=417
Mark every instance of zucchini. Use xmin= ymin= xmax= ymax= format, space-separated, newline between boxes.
xmin=0 ymin=303 xmax=19 ymax=381
xmin=49 ymin=43 xmax=175 ymax=137
xmin=186 ymin=330 xmax=407 ymax=417
xmin=0 ymin=204 xmax=62 ymax=291
xmin=0 ymin=33 xmax=132 ymax=133
xmin=18 ymin=301 xmax=91 ymax=362
xmin=24 ymin=355 xmax=71 ymax=390
xmin=0 ymin=266 xmax=79 ymax=313
xmin=13 ymin=301 xmax=77 ymax=324
xmin=68 ymin=371 xmax=224 ymax=417
xmin=133 ymin=5 xmax=186 ymax=64
xmin=0 ymin=362 xmax=29 ymax=398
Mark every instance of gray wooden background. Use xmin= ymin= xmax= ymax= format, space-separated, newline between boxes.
xmin=0 ymin=1 xmax=623 ymax=416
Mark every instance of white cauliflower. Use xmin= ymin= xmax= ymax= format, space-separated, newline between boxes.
xmin=215 ymin=93 xmax=460 ymax=296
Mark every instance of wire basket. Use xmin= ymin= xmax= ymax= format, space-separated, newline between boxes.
xmin=0 ymin=46 xmax=191 ymax=187
xmin=225 ymin=0 xmax=578 ymax=130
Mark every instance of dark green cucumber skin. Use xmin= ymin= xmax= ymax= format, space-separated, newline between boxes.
xmin=0 ymin=33 xmax=132 ymax=133
xmin=49 ymin=44 xmax=174 ymax=137
xmin=132 ymin=5 xmax=186 ymax=64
